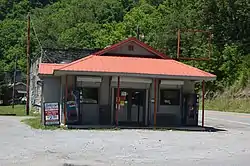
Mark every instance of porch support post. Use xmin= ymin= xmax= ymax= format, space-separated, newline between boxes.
xmin=64 ymin=75 xmax=68 ymax=125
xmin=202 ymin=80 xmax=205 ymax=127
xmin=154 ymin=78 xmax=157 ymax=127
xmin=116 ymin=76 xmax=120 ymax=126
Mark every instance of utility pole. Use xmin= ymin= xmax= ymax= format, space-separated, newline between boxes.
xmin=136 ymin=25 xmax=140 ymax=40
xmin=12 ymin=55 xmax=17 ymax=109
xmin=26 ymin=12 xmax=30 ymax=116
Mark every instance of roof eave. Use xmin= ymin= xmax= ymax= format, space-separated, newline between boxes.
xmin=53 ymin=70 xmax=216 ymax=81
xmin=38 ymin=73 xmax=55 ymax=77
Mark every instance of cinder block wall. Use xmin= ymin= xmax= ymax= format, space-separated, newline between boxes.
xmin=30 ymin=57 xmax=42 ymax=112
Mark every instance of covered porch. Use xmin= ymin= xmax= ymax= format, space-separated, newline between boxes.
xmin=50 ymin=56 xmax=215 ymax=127
xmin=58 ymin=75 xmax=205 ymax=127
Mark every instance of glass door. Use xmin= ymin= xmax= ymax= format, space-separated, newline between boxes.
xmin=114 ymin=88 xmax=145 ymax=126
xmin=114 ymin=89 xmax=129 ymax=124
xmin=131 ymin=90 xmax=144 ymax=125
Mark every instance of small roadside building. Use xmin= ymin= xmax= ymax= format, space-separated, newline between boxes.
xmin=37 ymin=37 xmax=216 ymax=127
xmin=9 ymin=82 xmax=27 ymax=97
xmin=6 ymin=82 xmax=27 ymax=105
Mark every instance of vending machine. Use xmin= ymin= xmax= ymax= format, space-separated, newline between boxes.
xmin=183 ymin=93 xmax=199 ymax=126
xmin=66 ymin=90 xmax=80 ymax=125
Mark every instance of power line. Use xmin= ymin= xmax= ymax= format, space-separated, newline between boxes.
xmin=30 ymin=14 xmax=52 ymax=63
xmin=30 ymin=16 xmax=43 ymax=50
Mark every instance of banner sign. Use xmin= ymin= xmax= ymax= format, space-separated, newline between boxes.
xmin=44 ymin=102 xmax=60 ymax=125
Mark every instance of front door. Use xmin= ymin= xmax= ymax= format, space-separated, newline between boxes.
xmin=114 ymin=88 xmax=146 ymax=126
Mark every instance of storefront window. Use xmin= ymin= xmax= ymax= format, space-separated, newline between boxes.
xmin=78 ymin=88 xmax=98 ymax=104
xmin=160 ymin=89 xmax=180 ymax=105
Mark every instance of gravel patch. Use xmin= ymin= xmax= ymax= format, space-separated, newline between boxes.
xmin=0 ymin=116 xmax=250 ymax=166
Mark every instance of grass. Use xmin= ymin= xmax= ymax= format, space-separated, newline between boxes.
xmin=21 ymin=117 xmax=60 ymax=130
xmin=0 ymin=105 xmax=60 ymax=130
xmin=0 ymin=105 xmax=36 ymax=116
xmin=205 ymin=97 xmax=250 ymax=113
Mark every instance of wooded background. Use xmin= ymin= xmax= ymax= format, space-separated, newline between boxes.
xmin=0 ymin=0 xmax=250 ymax=98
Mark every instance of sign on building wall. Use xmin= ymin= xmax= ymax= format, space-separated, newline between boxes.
xmin=44 ymin=102 xmax=60 ymax=125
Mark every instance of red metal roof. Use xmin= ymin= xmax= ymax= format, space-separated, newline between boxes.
xmin=39 ymin=63 xmax=66 ymax=75
xmin=54 ymin=55 xmax=216 ymax=79
xmin=95 ymin=37 xmax=170 ymax=59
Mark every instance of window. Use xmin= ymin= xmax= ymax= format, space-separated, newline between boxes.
xmin=78 ymin=88 xmax=99 ymax=104
xmin=132 ymin=91 xmax=144 ymax=106
xmin=128 ymin=45 xmax=134 ymax=51
xmin=160 ymin=89 xmax=180 ymax=105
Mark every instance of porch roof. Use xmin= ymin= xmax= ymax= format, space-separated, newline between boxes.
xmin=52 ymin=55 xmax=216 ymax=81
xmin=38 ymin=63 xmax=66 ymax=75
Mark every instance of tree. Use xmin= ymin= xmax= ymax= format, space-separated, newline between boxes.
xmin=0 ymin=0 xmax=250 ymax=95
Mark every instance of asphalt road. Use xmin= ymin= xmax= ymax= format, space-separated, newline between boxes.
xmin=199 ymin=110 xmax=250 ymax=131
xmin=0 ymin=110 xmax=250 ymax=166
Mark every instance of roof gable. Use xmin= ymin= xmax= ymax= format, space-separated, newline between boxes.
xmin=95 ymin=37 xmax=169 ymax=59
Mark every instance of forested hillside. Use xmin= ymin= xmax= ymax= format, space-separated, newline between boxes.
xmin=0 ymin=0 xmax=250 ymax=98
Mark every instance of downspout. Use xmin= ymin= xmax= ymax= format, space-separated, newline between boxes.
xmin=38 ymin=80 xmax=44 ymax=125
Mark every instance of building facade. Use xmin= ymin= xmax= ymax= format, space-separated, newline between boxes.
xmin=37 ymin=38 xmax=216 ymax=127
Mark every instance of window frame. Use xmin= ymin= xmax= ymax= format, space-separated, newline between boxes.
xmin=128 ymin=45 xmax=134 ymax=51
xmin=159 ymin=89 xmax=180 ymax=106
xmin=77 ymin=87 xmax=99 ymax=104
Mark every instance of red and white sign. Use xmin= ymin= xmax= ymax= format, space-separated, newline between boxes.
xmin=44 ymin=102 xmax=60 ymax=125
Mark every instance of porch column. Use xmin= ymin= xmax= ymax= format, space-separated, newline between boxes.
xmin=60 ymin=76 xmax=64 ymax=125
xmin=154 ymin=78 xmax=157 ymax=127
xmin=64 ymin=75 xmax=68 ymax=125
xmin=115 ymin=76 xmax=120 ymax=126
xmin=145 ymin=89 xmax=149 ymax=126
xmin=202 ymin=80 xmax=205 ymax=127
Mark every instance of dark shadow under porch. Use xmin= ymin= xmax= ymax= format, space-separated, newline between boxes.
xmin=66 ymin=125 xmax=226 ymax=132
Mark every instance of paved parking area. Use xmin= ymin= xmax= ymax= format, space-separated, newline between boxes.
xmin=0 ymin=112 xmax=250 ymax=166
